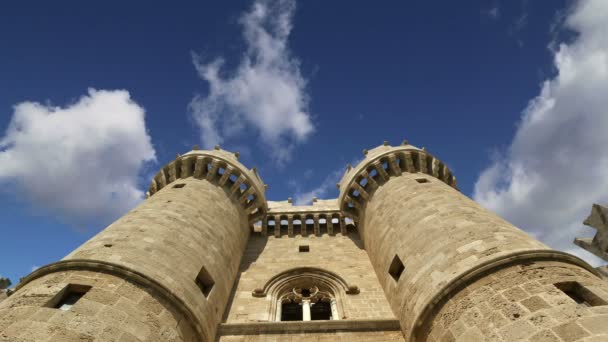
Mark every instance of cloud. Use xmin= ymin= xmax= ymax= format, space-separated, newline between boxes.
xmin=483 ymin=0 xmax=500 ymax=20
xmin=293 ymin=169 xmax=343 ymax=205
xmin=190 ymin=0 xmax=313 ymax=165
xmin=487 ymin=6 xmax=500 ymax=20
xmin=30 ymin=265 xmax=39 ymax=272
xmin=0 ymin=89 xmax=156 ymax=227
xmin=293 ymin=157 xmax=362 ymax=205
xmin=473 ymin=0 xmax=608 ymax=266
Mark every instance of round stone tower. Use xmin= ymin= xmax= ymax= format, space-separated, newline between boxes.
xmin=0 ymin=147 xmax=266 ymax=342
xmin=338 ymin=142 xmax=608 ymax=342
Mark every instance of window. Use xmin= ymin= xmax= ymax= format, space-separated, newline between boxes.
xmin=311 ymin=301 xmax=332 ymax=320
xmin=47 ymin=284 xmax=91 ymax=311
xmin=555 ymin=281 xmax=607 ymax=307
xmin=281 ymin=302 xmax=303 ymax=321
xmin=389 ymin=255 xmax=405 ymax=281
xmin=264 ymin=267 xmax=355 ymax=322
xmin=278 ymin=287 xmax=336 ymax=321
xmin=299 ymin=245 xmax=310 ymax=253
xmin=416 ymin=178 xmax=429 ymax=184
xmin=173 ymin=183 xmax=186 ymax=188
xmin=196 ymin=266 xmax=215 ymax=298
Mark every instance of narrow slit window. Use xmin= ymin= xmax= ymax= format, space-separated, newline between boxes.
xmin=47 ymin=284 xmax=91 ymax=311
xmin=173 ymin=183 xmax=186 ymax=189
xmin=554 ymin=282 xmax=607 ymax=307
xmin=196 ymin=266 xmax=215 ymax=298
xmin=416 ymin=178 xmax=429 ymax=184
xmin=299 ymin=245 xmax=310 ymax=252
xmin=389 ymin=255 xmax=405 ymax=281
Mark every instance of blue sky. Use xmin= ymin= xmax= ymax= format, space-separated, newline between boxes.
xmin=1 ymin=0 xmax=607 ymax=284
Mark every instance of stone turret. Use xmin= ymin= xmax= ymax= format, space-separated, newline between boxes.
xmin=338 ymin=141 xmax=608 ymax=341
xmin=0 ymin=147 xmax=266 ymax=342
xmin=574 ymin=203 xmax=608 ymax=277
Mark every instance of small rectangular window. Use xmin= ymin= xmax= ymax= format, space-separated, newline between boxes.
xmin=47 ymin=284 xmax=91 ymax=311
xmin=554 ymin=281 xmax=607 ymax=307
xmin=416 ymin=178 xmax=429 ymax=184
xmin=299 ymin=245 xmax=310 ymax=252
xmin=173 ymin=183 xmax=186 ymax=188
xmin=389 ymin=255 xmax=405 ymax=281
xmin=196 ymin=266 xmax=215 ymax=298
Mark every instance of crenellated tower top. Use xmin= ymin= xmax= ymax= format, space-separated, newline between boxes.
xmin=147 ymin=146 xmax=268 ymax=224
xmin=337 ymin=140 xmax=457 ymax=220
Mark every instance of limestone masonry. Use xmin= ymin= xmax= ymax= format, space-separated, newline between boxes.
xmin=1 ymin=142 xmax=607 ymax=342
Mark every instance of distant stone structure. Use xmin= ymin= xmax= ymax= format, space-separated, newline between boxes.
xmin=0 ymin=278 xmax=10 ymax=304
xmin=574 ymin=203 xmax=608 ymax=277
xmin=1 ymin=142 xmax=607 ymax=341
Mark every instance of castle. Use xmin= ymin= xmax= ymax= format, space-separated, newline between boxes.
xmin=1 ymin=141 xmax=607 ymax=341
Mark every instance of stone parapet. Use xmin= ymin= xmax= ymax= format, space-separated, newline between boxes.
xmin=262 ymin=200 xmax=350 ymax=237
xmin=337 ymin=142 xmax=457 ymax=221
xmin=148 ymin=147 xmax=268 ymax=224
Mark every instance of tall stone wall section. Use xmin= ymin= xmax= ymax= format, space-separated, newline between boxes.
xmin=339 ymin=143 xmax=608 ymax=341
xmin=0 ymin=149 xmax=262 ymax=342
xmin=223 ymin=233 xmax=395 ymax=323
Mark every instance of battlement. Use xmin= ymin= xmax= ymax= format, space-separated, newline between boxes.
xmin=260 ymin=199 xmax=354 ymax=237
xmin=147 ymin=146 xmax=268 ymax=223
xmin=337 ymin=141 xmax=457 ymax=219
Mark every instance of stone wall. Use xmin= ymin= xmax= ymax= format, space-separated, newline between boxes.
xmin=223 ymin=232 xmax=395 ymax=323
xmin=0 ymin=270 xmax=184 ymax=341
xmin=426 ymin=261 xmax=608 ymax=342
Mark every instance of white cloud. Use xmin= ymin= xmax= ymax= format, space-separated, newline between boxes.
xmin=0 ymin=89 xmax=156 ymax=226
xmin=293 ymin=157 xmax=362 ymax=205
xmin=293 ymin=169 xmax=342 ymax=205
xmin=30 ymin=265 xmax=39 ymax=272
xmin=474 ymin=0 xmax=608 ymax=266
xmin=190 ymin=0 xmax=313 ymax=165
xmin=488 ymin=6 xmax=500 ymax=20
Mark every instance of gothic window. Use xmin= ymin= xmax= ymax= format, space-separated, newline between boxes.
xmin=277 ymin=286 xmax=338 ymax=321
xmin=254 ymin=267 xmax=359 ymax=322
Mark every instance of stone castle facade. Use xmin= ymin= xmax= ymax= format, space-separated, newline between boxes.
xmin=1 ymin=142 xmax=607 ymax=341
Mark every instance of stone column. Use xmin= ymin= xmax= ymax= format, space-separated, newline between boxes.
xmin=339 ymin=144 xmax=608 ymax=342
xmin=330 ymin=299 xmax=339 ymax=320
xmin=0 ymin=149 xmax=267 ymax=342
xmin=302 ymin=300 xmax=311 ymax=321
xmin=313 ymin=214 xmax=320 ymax=236
xmin=287 ymin=215 xmax=294 ymax=237
xmin=275 ymin=300 xmax=282 ymax=321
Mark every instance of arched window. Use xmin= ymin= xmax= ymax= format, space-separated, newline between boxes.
xmin=278 ymin=286 xmax=338 ymax=321
xmin=251 ymin=267 xmax=360 ymax=322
